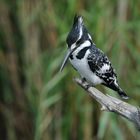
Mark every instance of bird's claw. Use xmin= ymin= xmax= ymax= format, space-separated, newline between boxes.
xmin=85 ymin=84 xmax=92 ymax=90
xmin=81 ymin=78 xmax=92 ymax=90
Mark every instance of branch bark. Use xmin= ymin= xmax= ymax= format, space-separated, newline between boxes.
xmin=74 ymin=78 xmax=140 ymax=131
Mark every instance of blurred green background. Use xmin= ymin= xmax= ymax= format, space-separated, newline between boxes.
xmin=0 ymin=0 xmax=140 ymax=140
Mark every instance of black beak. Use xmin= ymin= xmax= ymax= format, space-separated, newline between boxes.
xmin=60 ymin=46 xmax=78 ymax=72
xmin=60 ymin=48 xmax=71 ymax=72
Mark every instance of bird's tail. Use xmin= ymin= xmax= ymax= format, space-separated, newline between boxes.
xmin=102 ymin=82 xmax=129 ymax=99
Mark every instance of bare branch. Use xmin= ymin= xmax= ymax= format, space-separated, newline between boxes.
xmin=74 ymin=77 xmax=140 ymax=131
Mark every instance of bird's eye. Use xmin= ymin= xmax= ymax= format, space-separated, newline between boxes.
xmin=76 ymin=38 xmax=82 ymax=45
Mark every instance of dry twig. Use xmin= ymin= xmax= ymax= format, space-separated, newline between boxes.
xmin=74 ymin=77 xmax=140 ymax=131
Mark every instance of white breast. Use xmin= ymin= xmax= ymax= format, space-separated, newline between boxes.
xmin=69 ymin=42 xmax=103 ymax=85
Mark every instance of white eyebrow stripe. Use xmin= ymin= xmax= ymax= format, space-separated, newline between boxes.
xmin=78 ymin=27 xmax=83 ymax=40
xmin=88 ymin=33 xmax=92 ymax=40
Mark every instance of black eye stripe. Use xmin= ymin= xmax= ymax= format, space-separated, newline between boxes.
xmin=76 ymin=38 xmax=92 ymax=46
xmin=76 ymin=38 xmax=83 ymax=45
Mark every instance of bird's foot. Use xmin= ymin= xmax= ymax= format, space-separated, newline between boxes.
xmin=85 ymin=84 xmax=92 ymax=90
xmin=81 ymin=77 xmax=87 ymax=83
xmin=81 ymin=78 xmax=92 ymax=90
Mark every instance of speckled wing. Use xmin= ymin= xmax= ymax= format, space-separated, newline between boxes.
xmin=87 ymin=45 xmax=117 ymax=84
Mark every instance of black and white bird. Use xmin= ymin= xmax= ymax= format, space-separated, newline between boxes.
xmin=60 ymin=15 xmax=128 ymax=99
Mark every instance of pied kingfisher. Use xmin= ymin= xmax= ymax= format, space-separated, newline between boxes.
xmin=60 ymin=15 xmax=128 ymax=99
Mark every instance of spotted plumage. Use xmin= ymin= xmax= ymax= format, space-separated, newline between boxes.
xmin=60 ymin=15 xmax=128 ymax=99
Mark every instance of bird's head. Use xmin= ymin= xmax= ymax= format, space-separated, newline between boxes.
xmin=66 ymin=15 xmax=92 ymax=49
xmin=60 ymin=15 xmax=92 ymax=72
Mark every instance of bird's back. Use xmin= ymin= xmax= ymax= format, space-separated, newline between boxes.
xmin=87 ymin=44 xmax=117 ymax=84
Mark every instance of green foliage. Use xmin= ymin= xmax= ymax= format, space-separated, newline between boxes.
xmin=0 ymin=0 xmax=140 ymax=140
